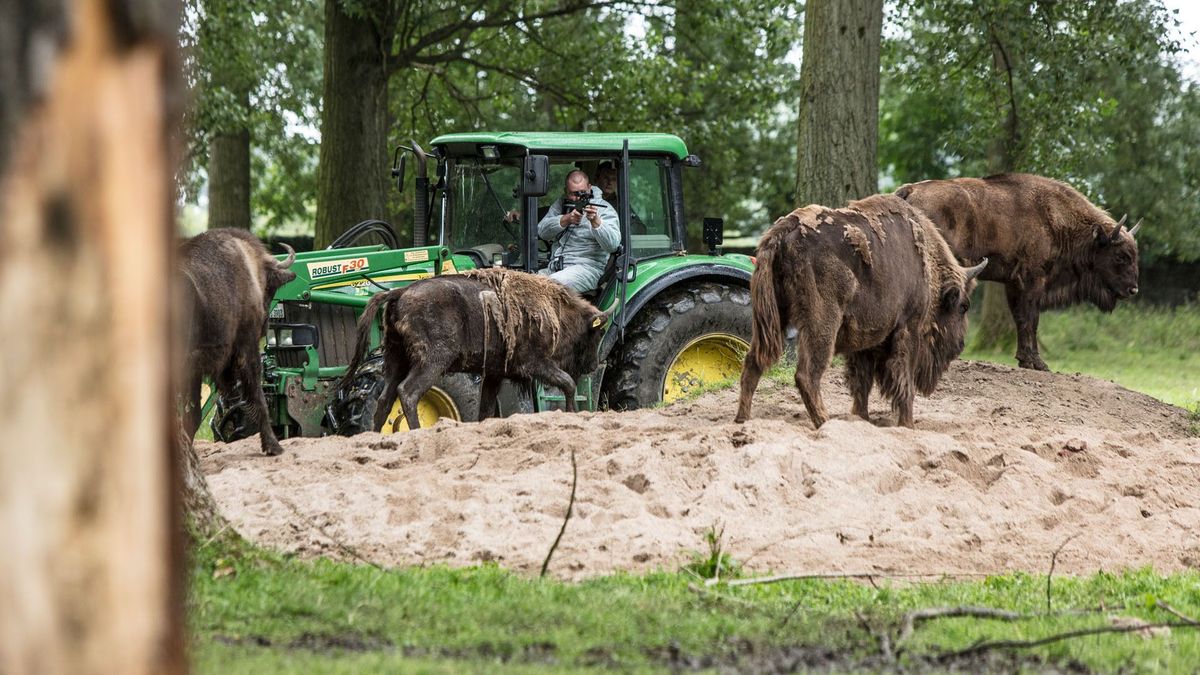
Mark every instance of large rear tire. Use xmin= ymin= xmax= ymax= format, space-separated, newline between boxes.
xmin=326 ymin=358 xmax=534 ymax=434
xmin=604 ymin=281 xmax=751 ymax=410
xmin=327 ymin=358 xmax=477 ymax=435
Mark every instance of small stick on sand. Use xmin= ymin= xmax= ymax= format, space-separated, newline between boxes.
xmin=540 ymin=447 xmax=577 ymax=578
xmin=279 ymin=497 xmax=382 ymax=570
xmin=1046 ymin=533 xmax=1080 ymax=613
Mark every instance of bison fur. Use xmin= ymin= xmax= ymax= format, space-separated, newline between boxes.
xmin=895 ymin=173 xmax=1140 ymax=370
xmin=339 ymin=269 xmax=610 ymax=432
xmin=735 ymin=194 xmax=986 ymax=429
xmin=179 ymin=229 xmax=295 ymax=455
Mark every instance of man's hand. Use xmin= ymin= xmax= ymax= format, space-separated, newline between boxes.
xmin=585 ymin=205 xmax=601 ymax=228
xmin=560 ymin=209 xmax=583 ymax=228
xmin=504 ymin=209 xmax=520 ymax=223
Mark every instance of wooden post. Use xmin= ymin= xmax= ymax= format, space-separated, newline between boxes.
xmin=0 ymin=0 xmax=184 ymax=673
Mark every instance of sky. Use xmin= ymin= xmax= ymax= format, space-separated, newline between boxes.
xmin=1163 ymin=0 xmax=1200 ymax=82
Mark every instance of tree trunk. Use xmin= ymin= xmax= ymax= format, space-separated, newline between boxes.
xmin=176 ymin=422 xmax=230 ymax=538
xmin=314 ymin=0 xmax=393 ymax=248
xmin=970 ymin=30 xmax=1022 ymax=353
xmin=0 ymin=0 xmax=184 ymax=672
xmin=794 ymin=0 xmax=884 ymax=207
xmin=207 ymin=120 xmax=252 ymax=229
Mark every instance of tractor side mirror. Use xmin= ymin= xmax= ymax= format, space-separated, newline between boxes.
xmin=702 ymin=217 xmax=724 ymax=255
xmin=391 ymin=147 xmax=407 ymax=193
xmin=522 ymin=154 xmax=549 ymax=197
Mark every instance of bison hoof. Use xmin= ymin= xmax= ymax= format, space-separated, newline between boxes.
xmin=1017 ymin=356 xmax=1049 ymax=371
xmin=262 ymin=443 xmax=284 ymax=457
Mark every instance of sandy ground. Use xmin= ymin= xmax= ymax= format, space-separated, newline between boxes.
xmin=198 ymin=360 xmax=1200 ymax=580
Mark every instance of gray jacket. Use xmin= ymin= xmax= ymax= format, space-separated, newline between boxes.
xmin=537 ymin=186 xmax=621 ymax=271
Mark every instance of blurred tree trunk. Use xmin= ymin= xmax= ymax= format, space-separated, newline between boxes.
xmin=0 ymin=0 xmax=185 ymax=672
xmin=794 ymin=0 xmax=883 ymax=207
xmin=314 ymin=0 xmax=393 ymax=248
xmin=202 ymin=0 xmax=255 ymax=231
xmin=971 ymin=28 xmax=1021 ymax=353
xmin=207 ymin=90 xmax=252 ymax=230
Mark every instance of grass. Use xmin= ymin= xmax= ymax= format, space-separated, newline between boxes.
xmin=190 ymin=537 xmax=1200 ymax=673
xmin=963 ymin=302 xmax=1200 ymax=408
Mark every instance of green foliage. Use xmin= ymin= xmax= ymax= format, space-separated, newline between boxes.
xmin=384 ymin=1 xmax=802 ymax=243
xmin=191 ymin=537 xmax=1200 ymax=673
xmin=682 ymin=522 xmax=741 ymax=580
xmin=881 ymin=0 xmax=1200 ymax=261
xmin=181 ymin=0 xmax=323 ymax=231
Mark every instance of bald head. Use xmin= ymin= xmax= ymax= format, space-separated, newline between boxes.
xmin=564 ymin=170 xmax=590 ymax=196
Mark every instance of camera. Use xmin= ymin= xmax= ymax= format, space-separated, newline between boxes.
xmin=564 ymin=189 xmax=597 ymax=215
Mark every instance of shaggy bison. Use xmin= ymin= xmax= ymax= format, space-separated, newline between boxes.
xmin=896 ymin=174 xmax=1141 ymax=370
xmin=340 ymin=269 xmax=610 ymax=432
xmin=735 ymin=194 xmax=987 ymax=428
xmin=180 ymin=229 xmax=295 ymax=456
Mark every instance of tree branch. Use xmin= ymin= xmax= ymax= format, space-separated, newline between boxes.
xmin=899 ymin=607 xmax=1026 ymax=644
xmin=457 ymin=56 xmax=590 ymax=106
xmin=938 ymin=621 xmax=1197 ymax=661
xmin=400 ymin=0 xmax=624 ymax=69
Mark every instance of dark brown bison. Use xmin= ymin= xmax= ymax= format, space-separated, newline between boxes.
xmin=895 ymin=174 xmax=1141 ymax=370
xmin=735 ymin=194 xmax=987 ymax=428
xmin=180 ymin=229 xmax=295 ymax=456
xmin=340 ymin=268 xmax=610 ymax=432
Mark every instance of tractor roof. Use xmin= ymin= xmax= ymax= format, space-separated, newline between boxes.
xmin=430 ymin=131 xmax=689 ymax=160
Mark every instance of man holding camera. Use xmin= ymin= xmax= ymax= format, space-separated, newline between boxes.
xmin=537 ymin=169 xmax=621 ymax=293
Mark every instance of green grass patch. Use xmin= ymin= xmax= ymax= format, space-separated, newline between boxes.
xmin=191 ymin=538 xmax=1200 ymax=673
xmin=963 ymin=302 xmax=1200 ymax=407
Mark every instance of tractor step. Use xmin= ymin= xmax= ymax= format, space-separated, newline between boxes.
xmin=535 ymin=374 xmax=595 ymax=412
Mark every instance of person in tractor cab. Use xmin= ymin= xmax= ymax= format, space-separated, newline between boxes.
xmin=537 ymin=169 xmax=620 ymax=293
xmin=595 ymin=161 xmax=646 ymax=235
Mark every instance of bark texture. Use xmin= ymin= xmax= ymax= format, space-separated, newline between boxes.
xmin=0 ymin=0 xmax=184 ymax=672
xmin=207 ymin=87 xmax=252 ymax=230
xmin=795 ymin=0 xmax=884 ymax=208
xmin=314 ymin=0 xmax=392 ymax=248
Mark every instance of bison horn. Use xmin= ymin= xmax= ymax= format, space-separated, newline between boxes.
xmin=1108 ymin=214 xmax=1129 ymax=243
xmin=963 ymin=257 xmax=988 ymax=281
xmin=1128 ymin=218 xmax=1142 ymax=238
xmin=277 ymin=243 xmax=296 ymax=269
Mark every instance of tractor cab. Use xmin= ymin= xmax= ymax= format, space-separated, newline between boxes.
xmin=400 ymin=132 xmax=703 ymax=308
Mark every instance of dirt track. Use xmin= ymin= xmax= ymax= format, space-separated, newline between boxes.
xmin=198 ymin=360 xmax=1200 ymax=579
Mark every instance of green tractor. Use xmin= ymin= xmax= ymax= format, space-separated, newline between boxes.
xmin=207 ymin=132 xmax=755 ymax=439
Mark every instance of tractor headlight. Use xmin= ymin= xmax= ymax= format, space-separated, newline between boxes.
xmin=265 ymin=322 xmax=319 ymax=351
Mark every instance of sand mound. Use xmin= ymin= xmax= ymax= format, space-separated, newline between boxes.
xmin=199 ymin=361 xmax=1200 ymax=579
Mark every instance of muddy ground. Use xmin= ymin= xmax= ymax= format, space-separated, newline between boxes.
xmin=198 ymin=361 xmax=1200 ymax=579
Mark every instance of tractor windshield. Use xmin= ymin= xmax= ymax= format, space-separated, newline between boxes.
xmin=443 ymin=159 xmax=524 ymax=265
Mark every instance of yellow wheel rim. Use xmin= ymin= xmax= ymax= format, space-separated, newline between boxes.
xmin=380 ymin=386 xmax=461 ymax=434
xmin=662 ymin=333 xmax=749 ymax=403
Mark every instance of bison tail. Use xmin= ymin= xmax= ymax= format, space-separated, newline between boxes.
xmin=748 ymin=235 xmax=785 ymax=371
xmin=337 ymin=288 xmax=401 ymax=392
